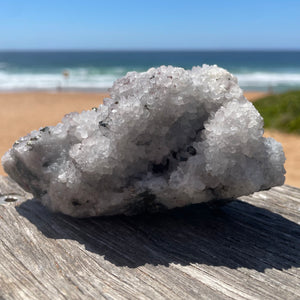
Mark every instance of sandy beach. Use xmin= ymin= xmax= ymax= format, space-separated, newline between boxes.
xmin=0 ymin=91 xmax=298 ymax=187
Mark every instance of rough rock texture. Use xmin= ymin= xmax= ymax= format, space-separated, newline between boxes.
xmin=2 ymin=65 xmax=285 ymax=217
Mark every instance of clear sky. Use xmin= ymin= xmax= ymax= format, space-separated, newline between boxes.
xmin=0 ymin=0 xmax=300 ymax=50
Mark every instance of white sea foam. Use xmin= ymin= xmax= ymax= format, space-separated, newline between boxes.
xmin=0 ymin=69 xmax=300 ymax=91
xmin=236 ymin=72 xmax=300 ymax=87
xmin=0 ymin=68 xmax=123 ymax=91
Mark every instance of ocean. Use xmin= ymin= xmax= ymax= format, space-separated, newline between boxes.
xmin=0 ymin=50 xmax=300 ymax=92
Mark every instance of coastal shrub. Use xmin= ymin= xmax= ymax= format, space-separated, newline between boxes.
xmin=254 ymin=90 xmax=300 ymax=134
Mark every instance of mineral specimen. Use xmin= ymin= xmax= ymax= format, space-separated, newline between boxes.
xmin=2 ymin=65 xmax=285 ymax=217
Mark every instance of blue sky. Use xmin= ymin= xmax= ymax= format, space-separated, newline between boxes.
xmin=0 ymin=0 xmax=300 ymax=50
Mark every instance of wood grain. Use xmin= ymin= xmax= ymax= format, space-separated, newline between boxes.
xmin=0 ymin=176 xmax=299 ymax=299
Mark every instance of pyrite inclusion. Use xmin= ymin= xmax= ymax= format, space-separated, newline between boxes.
xmin=2 ymin=65 xmax=285 ymax=217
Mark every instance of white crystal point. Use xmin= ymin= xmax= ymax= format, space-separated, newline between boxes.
xmin=2 ymin=65 xmax=285 ymax=217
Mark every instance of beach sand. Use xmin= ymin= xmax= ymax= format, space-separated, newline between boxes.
xmin=0 ymin=91 xmax=298 ymax=187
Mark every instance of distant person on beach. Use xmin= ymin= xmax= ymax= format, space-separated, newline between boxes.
xmin=58 ymin=70 xmax=70 ymax=91
xmin=62 ymin=70 xmax=69 ymax=79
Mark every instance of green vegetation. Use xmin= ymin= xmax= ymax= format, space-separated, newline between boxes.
xmin=254 ymin=90 xmax=300 ymax=134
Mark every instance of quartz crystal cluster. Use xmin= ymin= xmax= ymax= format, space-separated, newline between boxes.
xmin=2 ymin=65 xmax=285 ymax=217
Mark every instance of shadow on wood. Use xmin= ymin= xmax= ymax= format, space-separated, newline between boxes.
xmin=16 ymin=197 xmax=300 ymax=271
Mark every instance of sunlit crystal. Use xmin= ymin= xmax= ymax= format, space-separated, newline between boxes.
xmin=2 ymin=65 xmax=285 ymax=217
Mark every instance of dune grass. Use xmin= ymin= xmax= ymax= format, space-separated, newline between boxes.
xmin=253 ymin=90 xmax=300 ymax=134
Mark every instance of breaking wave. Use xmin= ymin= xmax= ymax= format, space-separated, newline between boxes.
xmin=0 ymin=67 xmax=127 ymax=91
xmin=0 ymin=68 xmax=300 ymax=92
xmin=236 ymin=72 xmax=300 ymax=88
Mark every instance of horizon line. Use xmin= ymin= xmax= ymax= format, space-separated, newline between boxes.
xmin=1 ymin=48 xmax=300 ymax=52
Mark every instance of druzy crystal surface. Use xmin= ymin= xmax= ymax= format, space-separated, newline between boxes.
xmin=2 ymin=65 xmax=285 ymax=217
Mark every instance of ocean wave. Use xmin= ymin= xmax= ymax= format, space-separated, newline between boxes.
xmin=236 ymin=72 xmax=300 ymax=87
xmin=0 ymin=70 xmax=300 ymax=91
xmin=0 ymin=70 xmax=121 ymax=91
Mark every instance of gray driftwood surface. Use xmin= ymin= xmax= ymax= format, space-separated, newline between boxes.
xmin=0 ymin=175 xmax=299 ymax=300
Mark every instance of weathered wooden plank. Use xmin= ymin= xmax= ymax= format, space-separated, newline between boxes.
xmin=0 ymin=176 xmax=300 ymax=300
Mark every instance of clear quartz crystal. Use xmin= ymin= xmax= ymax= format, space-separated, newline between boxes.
xmin=2 ymin=65 xmax=285 ymax=217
